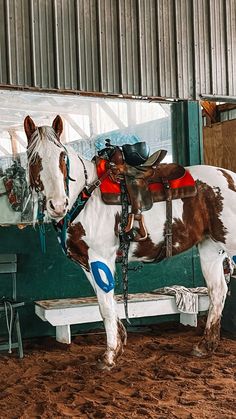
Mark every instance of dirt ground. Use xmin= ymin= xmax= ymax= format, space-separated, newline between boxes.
xmin=0 ymin=321 xmax=235 ymax=419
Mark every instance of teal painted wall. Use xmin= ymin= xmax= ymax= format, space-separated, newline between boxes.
xmin=0 ymin=224 xmax=205 ymax=339
xmin=172 ymin=101 xmax=203 ymax=166
xmin=0 ymin=101 xmax=206 ymax=339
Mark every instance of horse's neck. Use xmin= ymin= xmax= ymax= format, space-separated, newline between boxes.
xmin=68 ymin=152 xmax=97 ymax=208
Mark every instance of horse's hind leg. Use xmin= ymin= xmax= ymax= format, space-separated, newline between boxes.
xmin=193 ymin=238 xmax=229 ymax=356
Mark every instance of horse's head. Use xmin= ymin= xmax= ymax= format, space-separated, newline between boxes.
xmin=24 ymin=115 xmax=69 ymax=220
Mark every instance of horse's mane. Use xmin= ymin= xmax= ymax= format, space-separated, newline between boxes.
xmin=27 ymin=126 xmax=64 ymax=165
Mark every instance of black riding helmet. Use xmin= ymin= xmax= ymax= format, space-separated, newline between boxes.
xmin=122 ymin=142 xmax=150 ymax=166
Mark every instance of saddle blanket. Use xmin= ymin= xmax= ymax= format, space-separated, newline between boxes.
xmin=96 ymin=159 xmax=196 ymax=204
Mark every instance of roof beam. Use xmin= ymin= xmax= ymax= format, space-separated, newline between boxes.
xmin=159 ymin=103 xmax=171 ymax=116
xmin=0 ymin=101 xmax=90 ymax=116
xmin=9 ymin=130 xmax=19 ymax=156
xmin=8 ymin=130 xmax=27 ymax=148
xmin=0 ymin=144 xmax=11 ymax=156
xmin=100 ymin=102 xmax=126 ymax=129
xmin=62 ymin=115 xmax=89 ymax=139
xmin=201 ymin=101 xmax=219 ymax=124
xmin=217 ymin=103 xmax=236 ymax=112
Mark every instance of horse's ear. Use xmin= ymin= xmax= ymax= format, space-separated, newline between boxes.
xmin=52 ymin=115 xmax=63 ymax=139
xmin=24 ymin=116 xmax=36 ymax=142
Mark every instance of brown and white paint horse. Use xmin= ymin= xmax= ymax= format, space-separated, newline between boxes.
xmin=25 ymin=115 xmax=234 ymax=370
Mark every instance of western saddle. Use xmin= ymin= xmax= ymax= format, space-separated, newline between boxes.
xmin=96 ymin=140 xmax=197 ymax=250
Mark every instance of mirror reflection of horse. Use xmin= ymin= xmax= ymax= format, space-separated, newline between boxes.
xmin=0 ymin=161 xmax=29 ymax=224
xmin=0 ymin=177 xmax=22 ymax=223
xmin=25 ymin=115 xmax=235 ymax=370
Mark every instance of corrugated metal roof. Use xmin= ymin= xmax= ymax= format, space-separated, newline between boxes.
xmin=0 ymin=0 xmax=235 ymax=100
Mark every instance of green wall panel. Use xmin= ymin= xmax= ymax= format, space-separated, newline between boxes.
xmin=0 ymin=225 xmax=204 ymax=339
xmin=172 ymin=101 xmax=203 ymax=166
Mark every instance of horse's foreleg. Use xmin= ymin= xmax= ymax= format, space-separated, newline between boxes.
xmin=84 ymin=258 xmax=127 ymax=370
xmin=193 ymin=239 xmax=229 ymax=356
xmin=96 ymin=289 xmax=127 ymax=370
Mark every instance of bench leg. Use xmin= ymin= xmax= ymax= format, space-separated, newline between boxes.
xmin=180 ymin=313 xmax=198 ymax=327
xmin=15 ymin=311 xmax=24 ymax=358
xmin=56 ymin=325 xmax=71 ymax=344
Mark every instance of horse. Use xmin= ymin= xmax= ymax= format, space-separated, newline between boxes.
xmin=24 ymin=115 xmax=235 ymax=370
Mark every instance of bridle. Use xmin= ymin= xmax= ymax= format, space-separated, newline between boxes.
xmin=27 ymin=131 xmax=73 ymax=251
xmin=27 ymin=129 xmax=74 ymax=197
xmin=27 ymin=129 xmax=111 ymax=254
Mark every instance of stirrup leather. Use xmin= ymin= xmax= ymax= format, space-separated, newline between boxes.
xmin=125 ymin=213 xmax=148 ymax=241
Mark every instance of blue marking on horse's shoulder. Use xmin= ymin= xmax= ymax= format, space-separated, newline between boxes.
xmin=91 ymin=261 xmax=114 ymax=293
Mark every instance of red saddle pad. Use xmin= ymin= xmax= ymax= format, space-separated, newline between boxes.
xmin=97 ymin=159 xmax=195 ymax=195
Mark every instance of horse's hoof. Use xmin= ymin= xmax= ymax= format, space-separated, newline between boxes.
xmin=97 ymin=358 xmax=115 ymax=371
xmin=191 ymin=344 xmax=209 ymax=358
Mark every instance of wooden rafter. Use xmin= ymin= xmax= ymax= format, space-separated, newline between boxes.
xmin=62 ymin=115 xmax=89 ymax=139
xmin=100 ymin=102 xmax=126 ymax=129
xmin=13 ymin=133 xmax=27 ymax=148
xmin=201 ymin=101 xmax=219 ymax=124
xmin=8 ymin=130 xmax=19 ymax=157
xmin=0 ymin=143 xmax=11 ymax=156
xmin=217 ymin=103 xmax=236 ymax=112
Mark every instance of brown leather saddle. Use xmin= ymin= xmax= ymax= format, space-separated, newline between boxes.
xmin=96 ymin=141 xmax=197 ymax=244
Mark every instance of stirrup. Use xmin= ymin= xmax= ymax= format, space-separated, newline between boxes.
xmin=125 ymin=213 xmax=147 ymax=241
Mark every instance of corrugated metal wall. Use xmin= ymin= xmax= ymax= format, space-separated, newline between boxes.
xmin=0 ymin=0 xmax=235 ymax=99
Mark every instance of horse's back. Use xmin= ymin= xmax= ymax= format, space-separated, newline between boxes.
xmin=188 ymin=164 xmax=236 ymax=189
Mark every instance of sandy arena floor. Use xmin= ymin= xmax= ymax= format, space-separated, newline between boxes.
xmin=0 ymin=321 xmax=235 ymax=419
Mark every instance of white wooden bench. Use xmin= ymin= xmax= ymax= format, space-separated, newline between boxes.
xmin=35 ymin=293 xmax=209 ymax=344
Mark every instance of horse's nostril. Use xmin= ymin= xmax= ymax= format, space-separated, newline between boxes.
xmin=49 ymin=200 xmax=55 ymax=210
xmin=65 ymin=199 xmax=69 ymax=207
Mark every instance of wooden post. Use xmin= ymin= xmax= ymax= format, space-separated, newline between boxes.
xmin=8 ymin=129 xmax=19 ymax=157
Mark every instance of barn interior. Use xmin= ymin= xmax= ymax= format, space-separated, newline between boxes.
xmin=0 ymin=1 xmax=236 ymax=417
xmin=0 ymin=0 xmax=235 ymax=341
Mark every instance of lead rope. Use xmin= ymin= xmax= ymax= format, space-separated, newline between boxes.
xmin=119 ymin=180 xmax=131 ymax=325
xmin=37 ymin=194 xmax=46 ymax=253
xmin=77 ymin=155 xmax=88 ymax=187
xmin=162 ymin=179 xmax=173 ymax=258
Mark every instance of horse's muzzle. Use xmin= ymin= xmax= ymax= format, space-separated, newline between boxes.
xmin=46 ymin=198 xmax=69 ymax=219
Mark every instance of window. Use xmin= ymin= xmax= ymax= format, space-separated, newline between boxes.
xmin=0 ymin=90 xmax=172 ymax=224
